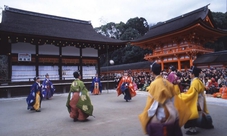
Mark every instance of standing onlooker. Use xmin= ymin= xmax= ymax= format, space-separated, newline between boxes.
xmin=66 ymin=71 xmax=94 ymax=122
xmin=26 ymin=76 xmax=43 ymax=112
xmin=167 ymin=65 xmax=178 ymax=84
xmin=139 ymin=62 xmax=182 ymax=136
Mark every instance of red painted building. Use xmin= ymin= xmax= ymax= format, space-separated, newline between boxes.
xmin=130 ymin=5 xmax=227 ymax=71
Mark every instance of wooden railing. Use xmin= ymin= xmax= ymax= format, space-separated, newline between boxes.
xmin=0 ymin=79 xmax=116 ymax=98
xmin=144 ymin=46 xmax=213 ymax=60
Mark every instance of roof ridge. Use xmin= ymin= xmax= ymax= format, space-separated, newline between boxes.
xmin=101 ymin=61 xmax=150 ymax=68
xmin=150 ymin=4 xmax=210 ymax=29
xmin=203 ymin=50 xmax=227 ymax=56
xmin=4 ymin=5 xmax=91 ymax=25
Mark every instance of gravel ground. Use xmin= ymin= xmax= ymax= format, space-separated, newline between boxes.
xmin=0 ymin=89 xmax=226 ymax=136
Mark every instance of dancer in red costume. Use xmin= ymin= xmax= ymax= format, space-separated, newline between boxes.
xmin=116 ymin=70 xmax=136 ymax=102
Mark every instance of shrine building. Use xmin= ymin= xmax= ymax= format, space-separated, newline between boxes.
xmin=130 ymin=5 xmax=227 ymax=71
xmin=0 ymin=6 xmax=127 ymax=82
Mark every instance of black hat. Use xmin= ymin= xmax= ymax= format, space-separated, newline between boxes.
xmin=45 ymin=73 xmax=49 ymax=77
xmin=34 ymin=76 xmax=40 ymax=81
xmin=188 ymin=66 xmax=201 ymax=76
xmin=150 ymin=62 xmax=161 ymax=75
xmin=169 ymin=65 xmax=176 ymax=71
xmin=73 ymin=71 xmax=80 ymax=78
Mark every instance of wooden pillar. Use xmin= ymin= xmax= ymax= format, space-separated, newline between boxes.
xmin=79 ymin=48 xmax=83 ymax=79
xmin=190 ymin=55 xmax=193 ymax=66
xmin=35 ymin=44 xmax=39 ymax=76
xmin=7 ymin=38 xmax=12 ymax=81
xmin=177 ymin=57 xmax=181 ymax=70
xmin=59 ymin=46 xmax=62 ymax=80
xmin=190 ymin=59 xmax=193 ymax=67
xmin=97 ymin=50 xmax=101 ymax=76
xmin=161 ymin=59 xmax=164 ymax=70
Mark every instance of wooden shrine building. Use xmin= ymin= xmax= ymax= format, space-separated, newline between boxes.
xmin=193 ymin=50 xmax=227 ymax=69
xmin=0 ymin=6 xmax=127 ymax=82
xmin=130 ymin=5 xmax=227 ymax=71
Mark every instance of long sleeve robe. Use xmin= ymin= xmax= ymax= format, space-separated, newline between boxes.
xmin=175 ymin=78 xmax=209 ymax=124
xmin=138 ymin=76 xmax=179 ymax=134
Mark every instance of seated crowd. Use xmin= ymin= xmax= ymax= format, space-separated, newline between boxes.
xmin=102 ymin=67 xmax=227 ymax=99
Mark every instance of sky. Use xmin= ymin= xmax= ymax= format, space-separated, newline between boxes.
xmin=0 ymin=0 xmax=226 ymax=27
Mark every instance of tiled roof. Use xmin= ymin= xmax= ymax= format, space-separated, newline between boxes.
xmin=131 ymin=5 xmax=215 ymax=42
xmin=194 ymin=50 xmax=227 ymax=64
xmin=0 ymin=6 xmax=126 ymax=44
xmin=100 ymin=61 xmax=152 ymax=72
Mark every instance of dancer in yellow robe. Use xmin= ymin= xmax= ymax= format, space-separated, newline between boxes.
xmin=175 ymin=66 xmax=214 ymax=135
xmin=138 ymin=62 xmax=182 ymax=136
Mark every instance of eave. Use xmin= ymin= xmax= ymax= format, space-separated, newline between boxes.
xmin=130 ymin=20 xmax=227 ymax=48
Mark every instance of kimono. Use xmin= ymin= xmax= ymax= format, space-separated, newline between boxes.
xmin=66 ymin=79 xmax=93 ymax=121
xmin=116 ymin=75 xmax=136 ymax=101
xmin=138 ymin=75 xmax=182 ymax=136
xmin=174 ymin=77 xmax=212 ymax=128
xmin=90 ymin=77 xmax=102 ymax=95
xmin=42 ymin=78 xmax=55 ymax=99
xmin=26 ymin=82 xmax=43 ymax=111
xmin=167 ymin=71 xmax=177 ymax=84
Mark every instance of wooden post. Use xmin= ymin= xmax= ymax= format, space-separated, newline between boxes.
xmin=190 ymin=56 xmax=193 ymax=66
xmin=161 ymin=60 xmax=164 ymax=70
xmin=7 ymin=89 xmax=11 ymax=98
xmin=177 ymin=58 xmax=181 ymax=70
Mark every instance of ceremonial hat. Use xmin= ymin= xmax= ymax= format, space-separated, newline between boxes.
xmin=188 ymin=66 xmax=201 ymax=76
xmin=73 ymin=71 xmax=80 ymax=78
xmin=150 ymin=62 xmax=161 ymax=75
xmin=33 ymin=76 xmax=40 ymax=81
xmin=169 ymin=65 xmax=176 ymax=71
xmin=45 ymin=73 xmax=49 ymax=76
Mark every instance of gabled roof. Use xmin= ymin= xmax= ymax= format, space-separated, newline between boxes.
xmin=131 ymin=5 xmax=223 ymax=42
xmin=194 ymin=50 xmax=227 ymax=64
xmin=100 ymin=61 xmax=152 ymax=72
xmin=0 ymin=6 xmax=126 ymax=44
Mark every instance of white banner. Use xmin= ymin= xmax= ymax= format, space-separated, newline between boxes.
xmin=18 ymin=53 xmax=31 ymax=61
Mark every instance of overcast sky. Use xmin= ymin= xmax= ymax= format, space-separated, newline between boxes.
xmin=0 ymin=0 xmax=226 ymax=27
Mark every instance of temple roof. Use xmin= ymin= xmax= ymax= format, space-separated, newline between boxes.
xmin=193 ymin=50 xmax=227 ymax=64
xmin=0 ymin=6 xmax=126 ymax=44
xmin=131 ymin=5 xmax=226 ymax=42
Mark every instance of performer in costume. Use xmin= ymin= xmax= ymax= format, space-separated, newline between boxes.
xmin=175 ymin=66 xmax=214 ymax=135
xmin=26 ymin=77 xmax=43 ymax=112
xmin=66 ymin=71 xmax=94 ymax=122
xmin=138 ymin=62 xmax=182 ymax=136
xmin=116 ymin=70 xmax=136 ymax=102
xmin=42 ymin=73 xmax=55 ymax=100
xmin=168 ymin=65 xmax=183 ymax=92
xmin=90 ymin=73 xmax=102 ymax=95
xmin=167 ymin=65 xmax=178 ymax=84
